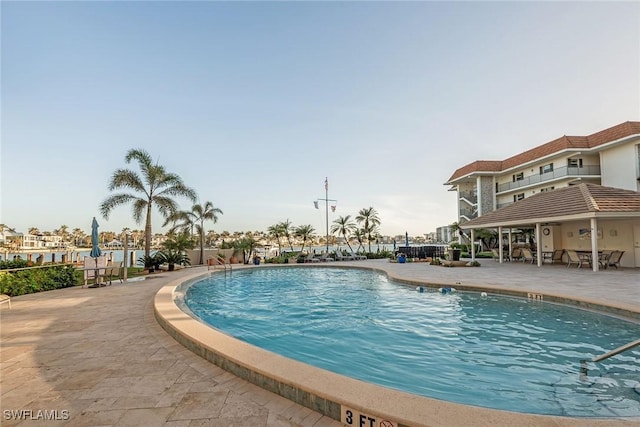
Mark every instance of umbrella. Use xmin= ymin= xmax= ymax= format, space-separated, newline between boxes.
xmin=88 ymin=217 xmax=103 ymax=287
xmin=90 ymin=217 xmax=102 ymax=258
xmin=405 ymin=232 xmax=409 ymax=247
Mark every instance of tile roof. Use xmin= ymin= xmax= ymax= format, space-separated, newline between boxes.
xmin=460 ymin=184 xmax=640 ymax=229
xmin=446 ymin=121 xmax=640 ymax=183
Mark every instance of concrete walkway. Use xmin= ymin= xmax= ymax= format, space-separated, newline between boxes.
xmin=1 ymin=260 xmax=638 ymax=426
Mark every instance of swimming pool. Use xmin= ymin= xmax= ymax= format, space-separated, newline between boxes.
xmin=183 ymin=267 xmax=640 ymax=417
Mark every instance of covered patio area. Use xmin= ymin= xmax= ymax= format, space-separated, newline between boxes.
xmin=460 ymin=183 xmax=640 ymax=271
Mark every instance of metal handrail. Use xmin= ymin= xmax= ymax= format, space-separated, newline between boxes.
xmin=208 ymin=256 xmax=231 ymax=273
xmin=580 ymin=338 xmax=640 ymax=375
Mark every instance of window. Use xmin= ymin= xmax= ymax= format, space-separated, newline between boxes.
xmin=539 ymin=163 xmax=553 ymax=174
xmin=512 ymin=172 xmax=524 ymax=182
xmin=567 ymin=158 xmax=583 ymax=168
xmin=540 ymin=186 xmax=555 ymax=193
xmin=513 ymin=193 xmax=525 ymax=202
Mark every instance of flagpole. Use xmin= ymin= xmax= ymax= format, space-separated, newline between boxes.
xmin=314 ymin=178 xmax=336 ymax=254
xmin=325 ymin=177 xmax=329 ymax=253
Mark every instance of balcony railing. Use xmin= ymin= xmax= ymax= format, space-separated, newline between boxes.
xmin=497 ymin=165 xmax=600 ymax=193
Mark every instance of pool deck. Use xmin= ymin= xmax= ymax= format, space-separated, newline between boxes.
xmin=1 ymin=259 xmax=638 ymax=426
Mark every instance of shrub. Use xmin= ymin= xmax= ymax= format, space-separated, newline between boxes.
xmin=0 ymin=265 xmax=76 ymax=297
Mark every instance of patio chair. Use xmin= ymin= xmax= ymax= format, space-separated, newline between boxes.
xmin=520 ymin=248 xmax=535 ymax=264
xmin=565 ymin=250 xmax=583 ymax=268
xmin=597 ymin=250 xmax=612 ymax=269
xmin=511 ymin=248 xmax=522 ymax=262
xmin=551 ymin=249 xmax=564 ymax=264
xmin=491 ymin=249 xmax=500 ymax=262
xmin=83 ymin=256 xmax=107 ymax=287
xmin=606 ymin=250 xmax=624 ymax=269
xmin=104 ymin=261 xmax=123 ymax=284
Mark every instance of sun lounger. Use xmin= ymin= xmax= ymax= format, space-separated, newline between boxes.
xmin=335 ymin=251 xmax=354 ymax=261
xmin=304 ymin=253 xmax=320 ymax=263
xmin=318 ymin=253 xmax=334 ymax=262
xmin=350 ymin=251 xmax=367 ymax=260
xmin=520 ymin=248 xmax=535 ymax=264
xmin=565 ymin=250 xmax=583 ymax=268
xmin=606 ymin=250 xmax=624 ymax=269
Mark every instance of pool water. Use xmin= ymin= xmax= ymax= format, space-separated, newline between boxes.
xmin=183 ymin=267 xmax=640 ymax=417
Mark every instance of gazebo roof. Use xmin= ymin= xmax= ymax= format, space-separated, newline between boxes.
xmin=460 ymin=184 xmax=640 ymax=229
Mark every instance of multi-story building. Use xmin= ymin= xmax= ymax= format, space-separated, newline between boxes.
xmin=445 ymin=121 xmax=640 ymax=222
xmin=444 ymin=121 xmax=640 ymax=269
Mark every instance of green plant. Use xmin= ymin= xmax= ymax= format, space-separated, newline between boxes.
xmin=138 ymin=254 xmax=162 ymax=271
xmin=0 ymin=265 xmax=76 ymax=297
xmin=155 ymin=250 xmax=190 ymax=270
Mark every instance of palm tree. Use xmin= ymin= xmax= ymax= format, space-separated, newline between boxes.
xmin=330 ymin=215 xmax=356 ymax=252
xmin=279 ymin=219 xmax=294 ymax=251
xmin=355 ymin=207 xmax=381 ymax=253
xmin=294 ymin=224 xmax=316 ymax=253
xmin=99 ymin=148 xmax=197 ymax=258
xmin=28 ymin=227 xmax=40 ymax=235
xmin=353 ymin=228 xmax=366 ymax=252
xmin=267 ymin=224 xmax=283 ymax=254
xmin=164 ymin=201 xmax=223 ymax=265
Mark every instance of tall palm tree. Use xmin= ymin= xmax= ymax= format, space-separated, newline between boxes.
xmin=99 ymin=148 xmax=197 ymax=258
xmin=331 ymin=215 xmax=356 ymax=252
xmin=28 ymin=227 xmax=40 ymax=235
xmin=294 ymin=224 xmax=316 ymax=254
xmin=164 ymin=201 xmax=223 ymax=265
xmin=279 ymin=219 xmax=294 ymax=251
xmin=267 ymin=224 xmax=283 ymax=254
xmin=355 ymin=207 xmax=381 ymax=253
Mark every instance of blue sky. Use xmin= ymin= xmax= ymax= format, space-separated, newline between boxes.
xmin=2 ymin=1 xmax=639 ymax=237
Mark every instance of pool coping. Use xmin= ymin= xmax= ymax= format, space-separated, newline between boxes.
xmin=153 ymin=264 xmax=640 ymax=427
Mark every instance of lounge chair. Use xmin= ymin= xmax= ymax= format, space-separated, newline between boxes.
xmin=318 ymin=252 xmax=334 ymax=262
xmin=565 ymin=250 xmax=583 ymax=268
xmin=606 ymin=250 xmax=624 ymax=269
xmin=334 ymin=251 xmax=354 ymax=261
xmin=551 ymin=250 xmax=564 ymax=264
xmin=350 ymin=251 xmax=367 ymax=260
xmin=520 ymin=248 xmax=535 ymax=264
xmin=511 ymin=248 xmax=522 ymax=262
xmin=304 ymin=253 xmax=320 ymax=263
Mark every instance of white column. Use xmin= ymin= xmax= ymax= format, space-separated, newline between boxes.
xmin=535 ymin=223 xmax=542 ymax=267
xmin=470 ymin=229 xmax=476 ymax=262
xmin=591 ymin=218 xmax=599 ymax=272
xmin=498 ymin=226 xmax=503 ymax=263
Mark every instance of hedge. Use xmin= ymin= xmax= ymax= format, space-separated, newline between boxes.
xmin=0 ymin=265 xmax=76 ymax=297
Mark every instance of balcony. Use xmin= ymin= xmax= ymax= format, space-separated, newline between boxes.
xmin=497 ymin=165 xmax=601 ymax=193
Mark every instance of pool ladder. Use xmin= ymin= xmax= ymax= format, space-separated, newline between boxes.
xmin=207 ymin=256 xmax=232 ymax=274
xmin=580 ymin=338 xmax=640 ymax=375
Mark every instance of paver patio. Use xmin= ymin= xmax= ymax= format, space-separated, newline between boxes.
xmin=1 ymin=259 xmax=638 ymax=426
